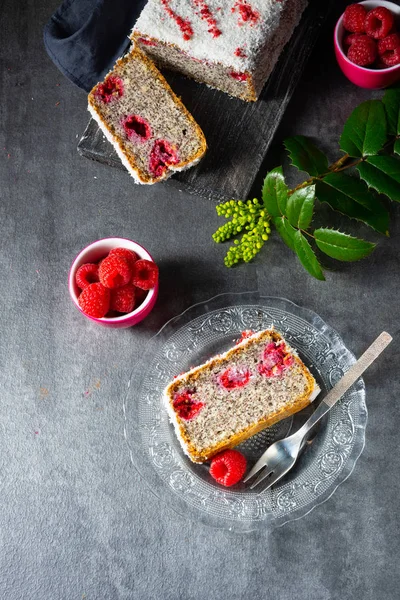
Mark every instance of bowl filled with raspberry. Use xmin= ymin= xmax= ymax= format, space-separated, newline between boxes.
xmin=69 ymin=237 xmax=159 ymax=328
xmin=334 ymin=1 xmax=400 ymax=88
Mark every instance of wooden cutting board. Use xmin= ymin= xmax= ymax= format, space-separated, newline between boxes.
xmin=78 ymin=0 xmax=333 ymax=201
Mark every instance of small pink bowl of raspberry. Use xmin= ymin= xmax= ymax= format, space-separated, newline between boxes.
xmin=334 ymin=1 xmax=400 ymax=89
xmin=68 ymin=237 xmax=159 ymax=328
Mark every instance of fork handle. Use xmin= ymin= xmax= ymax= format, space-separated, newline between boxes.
xmin=297 ymin=332 xmax=392 ymax=439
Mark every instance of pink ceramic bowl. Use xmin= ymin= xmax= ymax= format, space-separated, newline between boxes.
xmin=69 ymin=237 xmax=158 ymax=328
xmin=334 ymin=0 xmax=400 ymax=88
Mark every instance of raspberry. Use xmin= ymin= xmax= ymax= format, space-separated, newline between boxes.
xmin=109 ymin=247 xmax=138 ymax=270
xmin=378 ymin=33 xmax=400 ymax=65
xmin=75 ymin=263 xmax=99 ymax=290
xmin=218 ymin=366 xmax=251 ymax=390
xmin=381 ymin=46 xmax=400 ymax=66
xmin=78 ymin=283 xmax=110 ymax=318
xmin=365 ymin=7 xmax=394 ymax=39
xmin=134 ymin=285 xmax=148 ymax=305
xmin=209 ymin=449 xmax=247 ymax=487
xmin=95 ymin=76 xmax=124 ymax=103
xmin=110 ymin=283 xmax=136 ymax=313
xmin=347 ymin=36 xmax=377 ymax=66
xmin=149 ymin=139 xmax=179 ymax=178
xmin=122 ymin=114 xmax=152 ymax=142
xmin=258 ymin=342 xmax=294 ymax=378
xmin=378 ymin=33 xmax=400 ymax=54
xmin=343 ymin=32 xmax=364 ymax=47
xmin=343 ymin=4 xmax=367 ymax=33
xmin=99 ymin=255 xmax=132 ymax=289
xmin=173 ymin=390 xmax=204 ymax=420
xmin=131 ymin=259 xmax=158 ymax=290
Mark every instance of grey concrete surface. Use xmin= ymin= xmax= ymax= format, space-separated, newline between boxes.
xmin=1 ymin=1 xmax=399 ymax=599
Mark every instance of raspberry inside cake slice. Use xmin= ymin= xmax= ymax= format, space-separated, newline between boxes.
xmin=88 ymin=44 xmax=206 ymax=184
xmin=132 ymin=0 xmax=308 ymax=102
xmin=164 ymin=329 xmax=320 ymax=463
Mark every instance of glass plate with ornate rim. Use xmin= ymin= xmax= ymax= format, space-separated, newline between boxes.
xmin=123 ymin=292 xmax=367 ymax=532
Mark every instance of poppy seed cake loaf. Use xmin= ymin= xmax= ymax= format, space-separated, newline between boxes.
xmin=164 ymin=329 xmax=320 ymax=463
xmin=88 ymin=44 xmax=206 ymax=184
xmin=132 ymin=0 xmax=308 ymax=102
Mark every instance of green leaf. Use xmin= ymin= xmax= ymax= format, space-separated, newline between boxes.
xmin=286 ymin=185 xmax=315 ymax=229
xmin=382 ymin=86 xmax=400 ymax=136
xmin=284 ymin=136 xmax=329 ymax=176
xmin=316 ymin=172 xmax=389 ymax=235
xmin=394 ymin=138 xmax=400 ymax=156
xmin=314 ymin=228 xmax=375 ymax=262
xmin=293 ymin=231 xmax=325 ymax=280
xmin=357 ymin=156 xmax=400 ymax=203
xmin=339 ymin=100 xmax=387 ymax=157
xmin=262 ymin=167 xmax=288 ymax=217
xmin=273 ymin=217 xmax=297 ymax=251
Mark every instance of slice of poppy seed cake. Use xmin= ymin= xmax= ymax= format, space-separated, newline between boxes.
xmin=164 ymin=329 xmax=320 ymax=463
xmin=88 ymin=44 xmax=206 ymax=184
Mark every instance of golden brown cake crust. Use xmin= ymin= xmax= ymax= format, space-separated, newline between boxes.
xmin=88 ymin=44 xmax=207 ymax=184
xmin=165 ymin=330 xmax=316 ymax=463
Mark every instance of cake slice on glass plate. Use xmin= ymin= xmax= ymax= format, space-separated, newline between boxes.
xmin=164 ymin=329 xmax=320 ymax=463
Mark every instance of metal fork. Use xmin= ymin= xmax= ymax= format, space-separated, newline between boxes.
xmin=244 ymin=331 xmax=392 ymax=491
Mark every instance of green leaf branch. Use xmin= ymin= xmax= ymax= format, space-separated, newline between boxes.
xmin=212 ymin=86 xmax=400 ymax=279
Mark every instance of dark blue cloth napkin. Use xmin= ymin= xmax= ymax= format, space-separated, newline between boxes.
xmin=44 ymin=0 xmax=147 ymax=91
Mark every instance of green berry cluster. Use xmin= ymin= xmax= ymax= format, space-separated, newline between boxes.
xmin=212 ymin=198 xmax=271 ymax=267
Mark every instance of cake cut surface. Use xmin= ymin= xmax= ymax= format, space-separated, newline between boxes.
xmin=88 ymin=44 xmax=206 ymax=184
xmin=132 ymin=0 xmax=308 ymax=101
xmin=164 ymin=329 xmax=319 ymax=463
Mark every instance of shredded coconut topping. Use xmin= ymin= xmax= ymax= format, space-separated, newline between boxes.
xmin=134 ymin=0 xmax=290 ymax=70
